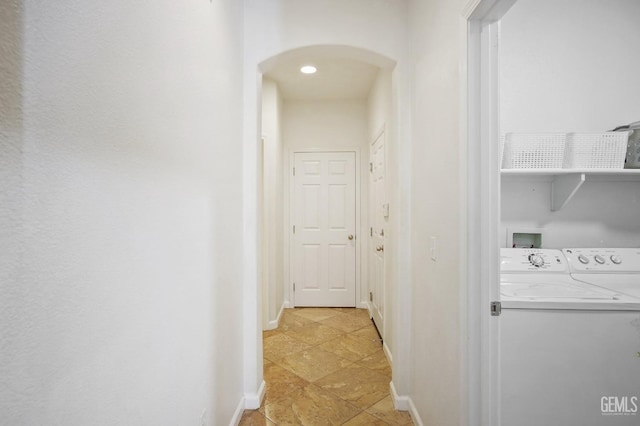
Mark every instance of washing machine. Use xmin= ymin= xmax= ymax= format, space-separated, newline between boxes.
xmin=500 ymin=248 xmax=640 ymax=426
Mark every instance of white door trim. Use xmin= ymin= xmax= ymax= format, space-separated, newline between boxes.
xmin=465 ymin=0 xmax=518 ymax=425
xmin=287 ymin=148 xmax=361 ymax=308
xmin=369 ymin=124 xmax=386 ymax=335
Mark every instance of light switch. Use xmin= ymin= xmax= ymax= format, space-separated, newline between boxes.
xmin=430 ymin=236 xmax=437 ymax=261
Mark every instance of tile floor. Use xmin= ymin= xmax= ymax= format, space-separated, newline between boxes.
xmin=239 ymin=308 xmax=414 ymax=425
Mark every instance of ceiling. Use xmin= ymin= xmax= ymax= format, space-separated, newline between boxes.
xmin=264 ymin=54 xmax=380 ymax=101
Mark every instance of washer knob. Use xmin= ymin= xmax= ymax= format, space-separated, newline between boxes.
xmin=594 ymin=255 xmax=605 ymax=264
xmin=610 ymin=255 xmax=622 ymax=265
xmin=529 ymin=254 xmax=544 ymax=267
xmin=578 ymin=254 xmax=590 ymax=264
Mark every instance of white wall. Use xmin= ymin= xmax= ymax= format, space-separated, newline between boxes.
xmin=282 ymin=99 xmax=369 ymax=307
xmin=261 ymin=78 xmax=285 ymax=328
xmin=502 ymin=179 xmax=640 ymax=248
xmin=407 ymin=0 xmax=468 ymax=424
xmin=0 ymin=1 xmax=245 ymax=424
xmin=500 ymin=0 xmax=640 ymax=249
xmin=501 ymin=0 xmax=640 ymax=133
xmin=242 ymin=0 xmax=413 ymax=402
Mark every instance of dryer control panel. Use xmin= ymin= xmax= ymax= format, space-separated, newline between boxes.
xmin=563 ymin=248 xmax=640 ymax=273
xmin=501 ymin=249 xmax=568 ymax=272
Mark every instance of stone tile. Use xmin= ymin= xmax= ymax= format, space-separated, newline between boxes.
xmin=315 ymin=364 xmax=390 ymax=410
xmin=366 ymin=395 xmax=414 ymax=425
xmin=342 ymin=411 xmax=388 ymax=426
xmin=319 ymin=335 xmax=382 ymax=362
xmin=277 ymin=309 xmax=315 ymax=332
xmin=332 ymin=307 xmax=360 ymax=314
xmin=263 ymin=362 xmax=308 ymax=406
xmin=356 ymin=349 xmax=392 ymax=378
xmin=262 ymin=328 xmax=281 ymax=339
xmin=284 ymin=323 xmax=345 ymax=345
xmin=263 ymin=333 xmax=311 ymax=362
xmin=320 ymin=312 xmax=373 ymax=333
xmin=239 ymin=410 xmax=275 ymax=426
xmin=260 ymin=384 xmax=361 ymax=426
xmin=351 ymin=325 xmax=382 ymax=342
xmin=289 ymin=307 xmax=344 ymax=321
xmin=348 ymin=308 xmax=372 ymax=319
xmin=275 ymin=347 xmax=353 ymax=382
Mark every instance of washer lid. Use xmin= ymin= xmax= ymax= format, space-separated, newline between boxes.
xmin=501 ymin=280 xmax=618 ymax=300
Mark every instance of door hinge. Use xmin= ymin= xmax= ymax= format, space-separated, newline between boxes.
xmin=369 ymin=291 xmax=373 ymax=302
xmin=369 ymin=162 xmax=373 ymax=172
xmin=293 ymin=225 xmax=296 ymax=234
xmin=293 ymin=167 xmax=295 ymax=176
xmin=490 ymin=301 xmax=502 ymax=316
xmin=293 ymin=283 xmax=296 ymax=292
xmin=370 ymin=227 xmax=373 ymax=237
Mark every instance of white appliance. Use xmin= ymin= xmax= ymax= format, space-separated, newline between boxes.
xmin=563 ymin=248 xmax=640 ymax=299
xmin=500 ymin=248 xmax=640 ymax=426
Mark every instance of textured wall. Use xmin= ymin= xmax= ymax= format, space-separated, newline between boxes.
xmin=407 ymin=0 xmax=467 ymax=424
xmin=0 ymin=0 xmax=245 ymax=424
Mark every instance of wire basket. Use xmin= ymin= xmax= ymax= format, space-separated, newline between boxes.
xmin=563 ymin=132 xmax=628 ymax=169
xmin=502 ymin=133 xmax=566 ymax=169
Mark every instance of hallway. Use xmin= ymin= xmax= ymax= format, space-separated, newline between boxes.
xmin=240 ymin=308 xmax=413 ymax=425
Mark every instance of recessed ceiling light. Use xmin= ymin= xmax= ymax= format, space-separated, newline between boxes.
xmin=300 ymin=65 xmax=317 ymax=74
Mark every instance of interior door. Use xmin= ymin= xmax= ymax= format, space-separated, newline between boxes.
xmin=370 ymin=132 xmax=385 ymax=336
xmin=292 ymin=151 xmax=356 ymax=307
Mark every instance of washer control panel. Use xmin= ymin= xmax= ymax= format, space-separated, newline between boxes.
xmin=501 ymin=249 xmax=568 ymax=272
xmin=563 ymin=248 xmax=640 ymax=273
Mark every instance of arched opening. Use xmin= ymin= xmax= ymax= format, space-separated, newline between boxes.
xmin=243 ymin=44 xmax=410 ymax=415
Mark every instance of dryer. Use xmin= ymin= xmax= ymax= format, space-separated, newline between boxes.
xmin=563 ymin=248 xmax=640 ymax=299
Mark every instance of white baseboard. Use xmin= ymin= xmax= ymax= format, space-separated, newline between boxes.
xmin=283 ymin=300 xmax=291 ymax=308
xmin=407 ymin=397 xmax=424 ymax=426
xmin=229 ymin=396 xmax=245 ymax=426
xmin=266 ymin=303 xmax=286 ymax=330
xmin=243 ymin=380 xmax=266 ymax=410
xmin=358 ymin=300 xmax=370 ymax=310
xmin=382 ymin=341 xmax=392 ymax=367
xmin=389 ymin=381 xmax=424 ymax=426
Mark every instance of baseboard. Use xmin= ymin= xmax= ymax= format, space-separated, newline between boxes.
xmin=389 ymin=381 xmax=424 ymax=426
xmin=358 ymin=300 xmax=370 ymax=310
xmin=244 ymin=380 xmax=266 ymax=410
xmin=229 ymin=396 xmax=245 ymax=426
xmin=390 ymin=381 xmax=409 ymax=410
xmin=283 ymin=300 xmax=291 ymax=308
xmin=266 ymin=303 xmax=286 ymax=330
xmin=382 ymin=341 xmax=393 ymax=367
xmin=407 ymin=397 xmax=424 ymax=426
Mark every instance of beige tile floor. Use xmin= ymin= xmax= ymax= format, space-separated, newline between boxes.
xmin=239 ymin=308 xmax=414 ymax=426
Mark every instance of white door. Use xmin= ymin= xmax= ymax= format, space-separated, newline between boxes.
xmin=369 ymin=132 xmax=385 ymax=336
xmin=292 ymin=152 xmax=356 ymax=307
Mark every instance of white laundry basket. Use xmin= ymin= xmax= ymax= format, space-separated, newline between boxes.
xmin=502 ymin=133 xmax=566 ymax=169
xmin=563 ymin=132 xmax=628 ymax=169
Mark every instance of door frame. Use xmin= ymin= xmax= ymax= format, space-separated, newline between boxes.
xmin=464 ymin=0 xmax=518 ymax=425
xmin=287 ymin=148 xmax=362 ymax=308
xmin=368 ymin=124 xmax=386 ymax=335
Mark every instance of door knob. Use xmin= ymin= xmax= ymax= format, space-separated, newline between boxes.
xmin=376 ymin=245 xmax=384 ymax=252
xmin=348 ymin=235 xmax=354 ymax=240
